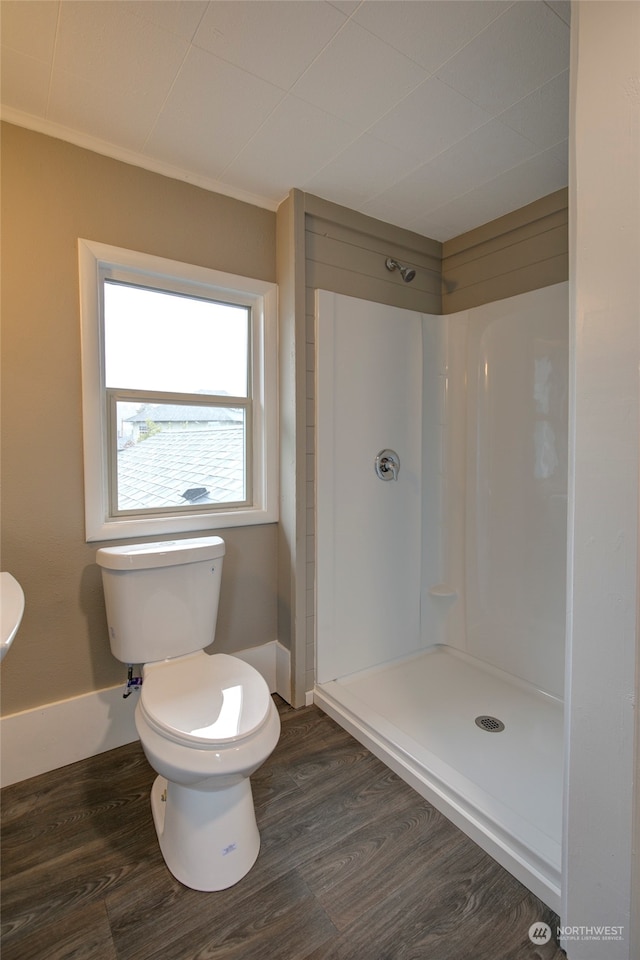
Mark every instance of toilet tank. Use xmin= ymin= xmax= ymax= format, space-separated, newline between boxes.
xmin=96 ymin=537 xmax=225 ymax=664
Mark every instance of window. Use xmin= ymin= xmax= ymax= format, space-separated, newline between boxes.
xmin=79 ymin=240 xmax=277 ymax=541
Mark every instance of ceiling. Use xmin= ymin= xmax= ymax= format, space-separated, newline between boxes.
xmin=0 ymin=0 xmax=570 ymax=242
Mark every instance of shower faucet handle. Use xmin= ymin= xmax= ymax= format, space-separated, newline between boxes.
xmin=375 ymin=449 xmax=400 ymax=481
xmin=383 ymin=457 xmax=399 ymax=481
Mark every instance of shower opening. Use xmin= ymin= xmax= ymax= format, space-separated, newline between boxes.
xmin=313 ymin=285 xmax=568 ymax=912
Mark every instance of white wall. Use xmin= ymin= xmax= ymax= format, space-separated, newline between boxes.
xmin=315 ymin=291 xmax=427 ymax=682
xmin=454 ymin=284 xmax=569 ymax=698
xmin=563 ymin=3 xmax=640 ymax=958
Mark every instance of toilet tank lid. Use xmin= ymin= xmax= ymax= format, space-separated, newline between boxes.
xmin=96 ymin=536 xmax=225 ymax=570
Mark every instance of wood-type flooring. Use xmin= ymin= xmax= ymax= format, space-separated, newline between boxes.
xmin=1 ymin=697 xmax=566 ymax=960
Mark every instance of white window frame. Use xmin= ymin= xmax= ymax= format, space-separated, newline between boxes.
xmin=79 ymin=239 xmax=278 ymax=542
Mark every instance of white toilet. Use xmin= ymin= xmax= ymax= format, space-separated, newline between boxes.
xmin=96 ymin=536 xmax=281 ymax=892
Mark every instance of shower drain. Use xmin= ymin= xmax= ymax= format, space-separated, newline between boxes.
xmin=475 ymin=715 xmax=505 ymax=733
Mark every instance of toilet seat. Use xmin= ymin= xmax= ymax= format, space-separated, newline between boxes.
xmin=139 ymin=652 xmax=271 ymax=748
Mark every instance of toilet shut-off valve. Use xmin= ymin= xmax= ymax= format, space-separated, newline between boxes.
xmin=123 ymin=664 xmax=143 ymax=698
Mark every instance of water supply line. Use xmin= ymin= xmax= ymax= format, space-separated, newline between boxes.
xmin=123 ymin=664 xmax=143 ymax=698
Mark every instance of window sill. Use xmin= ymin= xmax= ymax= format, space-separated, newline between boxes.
xmin=87 ymin=504 xmax=278 ymax=543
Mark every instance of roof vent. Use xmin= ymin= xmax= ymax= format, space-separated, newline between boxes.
xmin=182 ymin=487 xmax=209 ymax=502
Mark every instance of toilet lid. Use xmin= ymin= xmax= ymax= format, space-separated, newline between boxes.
xmin=140 ymin=652 xmax=271 ymax=745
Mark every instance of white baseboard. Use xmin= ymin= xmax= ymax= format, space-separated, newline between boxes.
xmin=0 ymin=641 xmax=292 ymax=787
xmin=0 ymin=684 xmax=140 ymax=788
xmin=235 ymin=639 xmax=288 ymax=697
xmin=276 ymin=642 xmax=292 ymax=703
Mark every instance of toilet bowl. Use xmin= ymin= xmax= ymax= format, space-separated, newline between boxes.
xmin=96 ymin=537 xmax=281 ymax=891
xmin=137 ymin=650 xmax=280 ymax=891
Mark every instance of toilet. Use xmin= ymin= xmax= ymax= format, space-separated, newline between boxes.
xmin=96 ymin=536 xmax=281 ymax=892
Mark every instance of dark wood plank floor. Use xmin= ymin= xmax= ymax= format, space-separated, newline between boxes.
xmin=1 ymin=698 xmax=566 ymax=960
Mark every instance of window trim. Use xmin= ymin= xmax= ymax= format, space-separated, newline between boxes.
xmin=79 ymin=239 xmax=278 ymax=542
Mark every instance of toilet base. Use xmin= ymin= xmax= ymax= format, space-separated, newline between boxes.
xmin=150 ymin=775 xmax=261 ymax=891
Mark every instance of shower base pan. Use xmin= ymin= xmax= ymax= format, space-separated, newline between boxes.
xmin=314 ymin=644 xmax=562 ymax=912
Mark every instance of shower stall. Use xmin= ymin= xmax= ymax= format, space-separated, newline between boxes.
xmin=314 ymin=283 xmax=568 ymax=911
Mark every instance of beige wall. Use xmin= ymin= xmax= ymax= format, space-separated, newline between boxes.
xmin=275 ymin=191 xmax=308 ymax=705
xmin=305 ymin=193 xmax=442 ymax=314
xmin=442 ymin=187 xmax=568 ymax=313
xmin=0 ymin=122 xmax=278 ymax=716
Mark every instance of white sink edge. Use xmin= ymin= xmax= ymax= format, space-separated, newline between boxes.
xmin=1 ymin=572 xmax=25 ymax=661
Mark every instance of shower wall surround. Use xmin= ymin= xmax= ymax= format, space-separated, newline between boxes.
xmin=315 ymin=293 xmax=425 ymax=683
xmin=316 ymin=282 xmax=568 ymax=695
xmin=461 ymin=292 xmax=568 ymax=696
